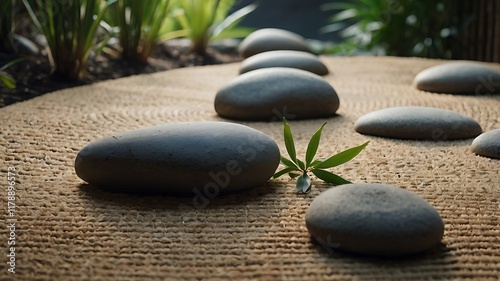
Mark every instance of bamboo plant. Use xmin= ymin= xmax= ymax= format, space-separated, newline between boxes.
xmin=0 ymin=0 xmax=15 ymax=52
xmin=22 ymin=0 xmax=112 ymax=81
xmin=175 ymin=0 xmax=256 ymax=55
xmin=108 ymin=0 xmax=186 ymax=64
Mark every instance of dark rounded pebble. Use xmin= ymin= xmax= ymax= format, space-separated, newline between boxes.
xmin=305 ymin=183 xmax=445 ymax=256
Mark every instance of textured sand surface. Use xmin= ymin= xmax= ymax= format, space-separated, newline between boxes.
xmin=0 ymin=57 xmax=499 ymax=280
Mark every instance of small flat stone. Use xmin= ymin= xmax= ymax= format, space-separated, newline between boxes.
xmin=305 ymin=183 xmax=444 ymax=256
xmin=215 ymin=67 xmax=339 ymax=121
xmin=238 ymin=28 xmax=312 ymax=58
xmin=471 ymin=129 xmax=500 ymax=159
xmin=354 ymin=106 xmax=482 ymax=140
xmin=239 ymin=50 xmax=329 ymax=76
xmin=413 ymin=61 xmax=500 ymax=95
xmin=75 ymin=122 xmax=280 ymax=194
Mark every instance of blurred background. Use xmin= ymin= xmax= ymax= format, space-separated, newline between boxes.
xmin=1 ymin=0 xmax=498 ymax=104
xmin=234 ymin=0 xmax=500 ymax=62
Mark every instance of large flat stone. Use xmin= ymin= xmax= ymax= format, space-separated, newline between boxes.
xmin=471 ymin=129 xmax=500 ymax=159
xmin=75 ymin=122 xmax=280 ymax=194
xmin=215 ymin=67 xmax=339 ymax=121
xmin=413 ymin=61 xmax=500 ymax=95
xmin=239 ymin=50 xmax=329 ymax=75
xmin=305 ymin=183 xmax=445 ymax=256
xmin=354 ymin=106 xmax=482 ymax=140
xmin=238 ymin=28 xmax=312 ymax=58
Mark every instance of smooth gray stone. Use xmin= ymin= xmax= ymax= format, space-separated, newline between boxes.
xmin=239 ymin=50 xmax=329 ymax=76
xmin=305 ymin=183 xmax=445 ymax=256
xmin=354 ymin=106 xmax=482 ymax=140
xmin=471 ymin=129 xmax=500 ymax=159
xmin=75 ymin=122 xmax=280 ymax=194
xmin=238 ymin=28 xmax=312 ymax=58
xmin=414 ymin=61 xmax=500 ymax=95
xmin=215 ymin=67 xmax=339 ymax=121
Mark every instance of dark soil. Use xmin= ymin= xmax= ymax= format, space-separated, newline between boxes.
xmin=0 ymin=41 xmax=241 ymax=108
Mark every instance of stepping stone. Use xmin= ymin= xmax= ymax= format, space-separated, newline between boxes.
xmin=471 ymin=129 xmax=500 ymax=159
xmin=215 ymin=67 xmax=339 ymax=121
xmin=413 ymin=61 xmax=500 ymax=95
xmin=354 ymin=106 xmax=482 ymax=140
xmin=75 ymin=122 xmax=280 ymax=195
xmin=305 ymin=183 xmax=445 ymax=256
xmin=238 ymin=28 xmax=312 ymax=58
xmin=239 ymin=50 xmax=329 ymax=76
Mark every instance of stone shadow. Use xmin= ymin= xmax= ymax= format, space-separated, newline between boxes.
xmin=78 ymin=181 xmax=283 ymax=211
xmin=310 ymin=238 xmax=455 ymax=279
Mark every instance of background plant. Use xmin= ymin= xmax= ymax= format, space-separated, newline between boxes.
xmin=174 ymin=0 xmax=256 ymax=55
xmin=107 ymin=0 xmax=186 ymax=64
xmin=0 ymin=0 xmax=15 ymax=52
xmin=22 ymin=0 xmax=112 ymax=81
xmin=0 ymin=58 xmax=26 ymax=89
xmin=273 ymin=119 xmax=369 ymax=194
xmin=321 ymin=0 xmax=460 ymax=58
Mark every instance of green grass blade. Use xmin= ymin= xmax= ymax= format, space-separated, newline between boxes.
xmin=157 ymin=29 xmax=190 ymax=42
xmin=296 ymin=173 xmax=312 ymax=193
xmin=211 ymin=3 xmax=256 ymax=38
xmin=0 ymin=57 xmax=25 ymax=71
xmin=311 ymin=169 xmax=351 ymax=185
xmin=283 ymin=118 xmax=297 ymax=163
xmin=0 ymin=71 xmax=16 ymax=89
xmin=273 ymin=167 xmax=298 ymax=179
xmin=22 ymin=0 xmax=42 ymax=32
xmin=213 ymin=27 xmax=254 ymax=41
xmin=305 ymin=122 xmax=327 ymax=167
xmin=315 ymin=141 xmax=369 ymax=169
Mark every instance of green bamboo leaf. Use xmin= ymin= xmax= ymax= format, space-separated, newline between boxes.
xmin=315 ymin=141 xmax=369 ymax=169
xmin=297 ymin=159 xmax=306 ymax=170
xmin=305 ymin=122 xmax=327 ymax=167
xmin=283 ymin=118 xmax=297 ymax=163
xmin=280 ymin=156 xmax=299 ymax=169
xmin=296 ymin=173 xmax=312 ymax=193
xmin=330 ymin=8 xmax=357 ymax=22
xmin=273 ymin=166 xmax=299 ymax=179
xmin=311 ymin=169 xmax=351 ymax=185
xmin=319 ymin=22 xmax=348 ymax=34
xmin=309 ymin=159 xmax=324 ymax=168
xmin=289 ymin=172 xmax=301 ymax=179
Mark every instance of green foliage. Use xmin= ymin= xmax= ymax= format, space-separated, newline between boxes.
xmin=22 ymin=0 xmax=112 ymax=81
xmin=273 ymin=119 xmax=369 ymax=193
xmin=0 ymin=58 xmax=26 ymax=89
xmin=321 ymin=0 xmax=457 ymax=58
xmin=107 ymin=0 xmax=186 ymax=64
xmin=0 ymin=0 xmax=15 ymax=52
xmin=174 ymin=0 xmax=256 ymax=55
